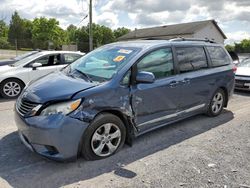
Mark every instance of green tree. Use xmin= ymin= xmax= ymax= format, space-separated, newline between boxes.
xmin=8 ymin=11 xmax=25 ymax=48
xmin=32 ymin=17 xmax=66 ymax=49
xmin=22 ymin=19 xmax=33 ymax=48
xmin=240 ymin=39 xmax=250 ymax=53
xmin=92 ymin=24 xmax=115 ymax=47
xmin=66 ymin=24 xmax=78 ymax=43
xmin=0 ymin=20 xmax=10 ymax=49
xmin=113 ymin=27 xmax=130 ymax=40
xmin=225 ymin=44 xmax=235 ymax=52
xmin=0 ymin=20 xmax=8 ymax=37
xmin=75 ymin=26 xmax=89 ymax=52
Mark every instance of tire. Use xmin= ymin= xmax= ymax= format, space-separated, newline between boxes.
xmin=207 ymin=88 xmax=225 ymax=117
xmin=0 ymin=79 xmax=25 ymax=99
xmin=81 ymin=113 xmax=126 ymax=160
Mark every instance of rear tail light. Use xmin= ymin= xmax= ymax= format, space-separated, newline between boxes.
xmin=233 ymin=66 xmax=237 ymax=73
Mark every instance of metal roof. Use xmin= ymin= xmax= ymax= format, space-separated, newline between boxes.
xmin=118 ymin=20 xmax=227 ymax=41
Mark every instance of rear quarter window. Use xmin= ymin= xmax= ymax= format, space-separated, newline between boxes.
xmin=207 ymin=46 xmax=231 ymax=67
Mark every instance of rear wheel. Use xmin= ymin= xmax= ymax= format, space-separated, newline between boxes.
xmin=81 ymin=113 xmax=126 ymax=160
xmin=207 ymin=89 xmax=225 ymax=117
xmin=0 ymin=79 xmax=24 ymax=99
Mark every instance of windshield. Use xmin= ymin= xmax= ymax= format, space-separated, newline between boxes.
xmin=11 ymin=53 xmax=43 ymax=67
xmin=13 ymin=51 xmax=38 ymax=61
xmin=238 ymin=58 xmax=250 ymax=68
xmin=64 ymin=46 xmax=140 ymax=83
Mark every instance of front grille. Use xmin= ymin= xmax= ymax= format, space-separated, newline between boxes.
xmin=235 ymin=79 xmax=250 ymax=89
xmin=235 ymin=79 xmax=250 ymax=84
xmin=16 ymin=98 xmax=39 ymax=117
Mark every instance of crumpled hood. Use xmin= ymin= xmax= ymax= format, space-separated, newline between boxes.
xmin=22 ymin=71 xmax=96 ymax=103
xmin=236 ymin=67 xmax=250 ymax=76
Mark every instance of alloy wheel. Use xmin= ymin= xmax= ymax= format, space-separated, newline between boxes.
xmin=211 ymin=92 xmax=224 ymax=114
xmin=91 ymin=123 xmax=121 ymax=157
xmin=3 ymin=81 xmax=21 ymax=97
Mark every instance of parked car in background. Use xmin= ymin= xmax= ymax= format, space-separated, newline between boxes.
xmin=238 ymin=55 xmax=250 ymax=64
xmin=14 ymin=39 xmax=235 ymax=161
xmin=0 ymin=51 xmax=40 ymax=66
xmin=228 ymin=51 xmax=239 ymax=65
xmin=0 ymin=51 xmax=84 ymax=98
xmin=235 ymin=58 xmax=250 ymax=91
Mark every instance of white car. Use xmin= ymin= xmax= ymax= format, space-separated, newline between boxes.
xmin=0 ymin=51 xmax=84 ymax=98
xmin=235 ymin=58 xmax=250 ymax=91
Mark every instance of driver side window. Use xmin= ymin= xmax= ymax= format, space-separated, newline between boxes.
xmin=137 ymin=48 xmax=174 ymax=79
xmin=33 ymin=54 xmax=61 ymax=67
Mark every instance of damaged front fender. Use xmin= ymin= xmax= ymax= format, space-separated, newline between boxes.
xmin=69 ymin=86 xmax=138 ymax=145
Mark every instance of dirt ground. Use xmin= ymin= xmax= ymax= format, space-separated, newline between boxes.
xmin=0 ymin=91 xmax=249 ymax=188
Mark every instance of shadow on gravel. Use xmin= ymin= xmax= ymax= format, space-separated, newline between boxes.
xmin=234 ymin=90 xmax=250 ymax=97
xmin=0 ymin=110 xmax=234 ymax=188
xmin=0 ymin=96 xmax=16 ymax=103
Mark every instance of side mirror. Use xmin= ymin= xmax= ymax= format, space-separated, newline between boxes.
xmin=32 ymin=62 xmax=42 ymax=70
xmin=136 ymin=71 xmax=155 ymax=84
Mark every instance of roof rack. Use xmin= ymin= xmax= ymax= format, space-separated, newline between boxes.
xmin=170 ymin=37 xmax=216 ymax=43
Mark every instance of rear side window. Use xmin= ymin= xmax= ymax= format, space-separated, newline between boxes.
xmin=207 ymin=46 xmax=231 ymax=67
xmin=176 ymin=47 xmax=208 ymax=73
xmin=137 ymin=48 xmax=174 ymax=79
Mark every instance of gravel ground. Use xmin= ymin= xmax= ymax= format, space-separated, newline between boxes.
xmin=0 ymin=91 xmax=249 ymax=188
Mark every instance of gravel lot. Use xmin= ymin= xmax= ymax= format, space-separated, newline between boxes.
xmin=0 ymin=91 xmax=250 ymax=188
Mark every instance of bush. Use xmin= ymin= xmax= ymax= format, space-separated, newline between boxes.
xmin=0 ymin=37 xmax=11 ymax=49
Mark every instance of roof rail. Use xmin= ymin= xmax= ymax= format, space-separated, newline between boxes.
xmin=170 ymin=37 xmax=216 ymax=43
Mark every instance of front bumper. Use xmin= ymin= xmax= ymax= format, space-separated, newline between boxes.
xmin=235 ymin=76 xmax=250 ymax=91
xmin=15 ymin=111 xmax=89 ymax=161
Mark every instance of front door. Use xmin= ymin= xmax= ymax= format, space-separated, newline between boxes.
xmin=28 ymin=54 xmax=62 ymax=81
xmin=131 ymin=47 xmax=182 ymax=132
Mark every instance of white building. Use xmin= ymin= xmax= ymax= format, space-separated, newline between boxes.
xmin=118 ymin=20 xmax=226 ymax=44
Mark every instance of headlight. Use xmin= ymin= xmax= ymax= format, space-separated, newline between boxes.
xmin=40 ymin=99 xmax=81 ymax=116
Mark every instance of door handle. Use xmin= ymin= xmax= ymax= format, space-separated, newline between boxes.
xmin=169 ymin=81 xmax=179 ymax=88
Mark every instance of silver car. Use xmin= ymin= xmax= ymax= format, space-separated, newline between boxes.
xmin=235 ymin=58 xmax=250 ymax=91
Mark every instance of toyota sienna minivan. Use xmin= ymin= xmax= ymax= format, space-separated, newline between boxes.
xmin=15 ymin=39 xmax=235 ymax=161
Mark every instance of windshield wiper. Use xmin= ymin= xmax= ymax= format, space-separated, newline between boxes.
xmin=70 ymin=69 xmax=93 ymax=82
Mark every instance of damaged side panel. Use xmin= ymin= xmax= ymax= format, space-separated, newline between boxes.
xmin=70 ymin=86 xmax=138 ymax=136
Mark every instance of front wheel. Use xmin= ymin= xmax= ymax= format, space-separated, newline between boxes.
xmin=207 ymin=89 xmax=225 ymax=117
xmin=81 ymin=113 xmax=126 ymax=160
xmin=0 ymin=79 xmax=24 ymax=99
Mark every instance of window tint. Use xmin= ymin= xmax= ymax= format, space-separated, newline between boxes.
xmin=64 ymin=54 xmax=81 ymax=64
xmin=137 ymin=48 xmax=174 ymax=79
xmin=207 ymin=46 xmax=231 ymax=67
xmin=176 ymin=47 xmax=208 ymax=73
xmin=34 ymin=54 xmax=61 ymax=66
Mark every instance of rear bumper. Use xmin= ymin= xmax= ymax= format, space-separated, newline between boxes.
xmin=15 ymin=111 xmax=89 ymax=161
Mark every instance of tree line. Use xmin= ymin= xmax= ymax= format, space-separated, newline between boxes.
xmin=225 ymin=39 xmax=250 ymax=53
xmin=0 ymin=11 xmax=130 ymax=52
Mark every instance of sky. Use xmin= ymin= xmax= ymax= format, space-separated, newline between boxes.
xmin=0 ymin=0 xmax=250 ymax=44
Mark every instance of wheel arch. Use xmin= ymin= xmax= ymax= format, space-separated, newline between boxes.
xmin=94 ymin=109 xmax=136 ymax=146
xmin=219 ymin=86 xmax=229 ymax=107
xmin=0 ymin=77 xmax=26 ymax=88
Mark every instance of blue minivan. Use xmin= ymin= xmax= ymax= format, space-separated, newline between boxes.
xmin=15 ymin=39 xmax=235 ymax=161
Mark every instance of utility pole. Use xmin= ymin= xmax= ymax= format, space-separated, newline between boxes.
xmin=15 ymin=39 xmax=17 ymax=57
xmin=89 ymin=0 xmax=93 ymax=51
